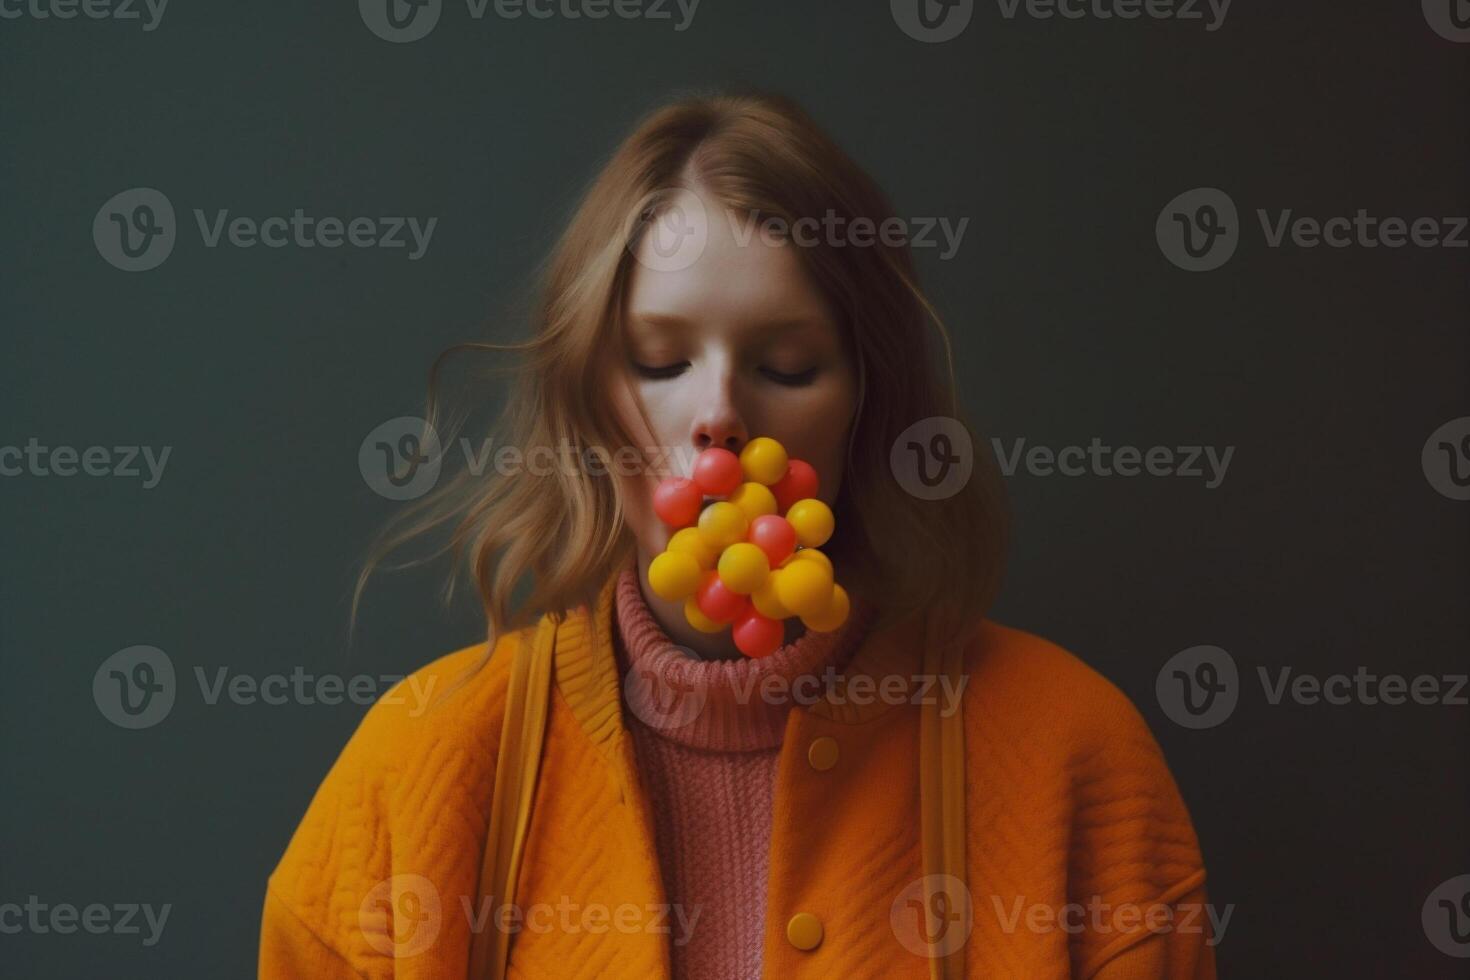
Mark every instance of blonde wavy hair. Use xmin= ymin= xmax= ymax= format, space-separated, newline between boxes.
xmin=354 ymin=91 xmax=1009 ymax=667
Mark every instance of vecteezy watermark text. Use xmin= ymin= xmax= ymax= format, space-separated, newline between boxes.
xmin=727 ymin=210 xmax=970 ymax=261
xmin=0 ymin=0 xmax=167 ymax=30
xmin=359 ymin=0 xmax=700 ymax=43
xmin=624 ymin=661 xmax=969 ymax=732
xmin=359 ymin=416 xmax=715 ymax=500
xmin=0 ymin=897 xmax=170 ymax=947
xmin=357 ymin=874 xmax=701 ymax=958
xmin=1157 ymin=187 xmax=1468 ymax=271
xmin=92 ymin=646 xmax=438 ymax=729
xmin=989 ymin=894 xmax=1232 ymax=945
xmin=1157 ymin=645 xmax=1469 ymax=729
xmin=94 ymin=188 xmax=437 ymax=272
xmin=0 ymin=439 xmax=171 ymax=488
xmin=992 ymin=437 xmax=1234 ymax=489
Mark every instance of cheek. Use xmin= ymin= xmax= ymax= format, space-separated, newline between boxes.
xmin=618 ymin=470 xmax=667 ymax=554
xmin=767 ymin=384 xmax=856 ymax=507
xmin=609 ymin=374 xmax=684 ymax=554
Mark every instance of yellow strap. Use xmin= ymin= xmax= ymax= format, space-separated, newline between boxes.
xmin=920 ymin=634 xmax=968 ymax=980
xmin=468 ymin=615 xmax=557 ymax=980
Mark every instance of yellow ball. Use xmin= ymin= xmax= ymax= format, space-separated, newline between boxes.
xmin=774 ymin=554 xmax=833 ymax=618
xmin=648 ymin=551 xmax=701 ymax=602
xmin=751 ymin=570 xmax=792 ymax=619
xmin=740 ymin=437 xmax=789 ymax=485
xmin=683 ymin=596 xmax=726 ymax=633
xmin=728 ymin=481 xmax=777 ymax=522
xmin=697 ymin=501 xmax=748 ymax=549
xmin=667 ymin=527 xmax=717 ymax=568
xmin=784 ymin=547 xmax=832 ymax=574
xmin=786 ymin=498 xmax=834 ymax=548
xmin=717 ymin=542 xmax=770 ymax=595
xmin=802 ymin=583 xmax=850 ymax=632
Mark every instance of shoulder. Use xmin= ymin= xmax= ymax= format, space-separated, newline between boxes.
xmin=263 ymin=623 xmax=537 ymax=960
xmin=959 ymin=620 xmax=1209 ymax=948
xmin=960 ymin=618 xmax=1157 ymax=752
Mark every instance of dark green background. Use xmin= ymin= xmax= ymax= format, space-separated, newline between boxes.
xmin=2 ymin=1 xmax=1466 ymax=976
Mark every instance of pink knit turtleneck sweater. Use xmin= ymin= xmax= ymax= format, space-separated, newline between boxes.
xmin=610 ymin=564 xmax=876 ymax=980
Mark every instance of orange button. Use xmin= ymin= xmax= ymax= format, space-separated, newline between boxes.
xmin=807 ymin=735 xmax=839 ymax=771
xmin=786 ymin=911 xmax=823 ymax=951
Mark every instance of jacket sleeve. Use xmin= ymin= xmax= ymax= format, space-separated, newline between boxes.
xmin=256 ymin=639 xmax=510 ymax=980
xmin=1085 ymin=881 xmax=1218 ymax=980
xmin=259 ymin=885 xmax=367 ymax=979
xmin=1067 ymin=686 xmax=1219 ymax=980
xmin=256 ymin=684 xmax=400 ymax=980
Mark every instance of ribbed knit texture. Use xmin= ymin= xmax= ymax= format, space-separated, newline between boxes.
xmin=611 ymin=564 xmax=876 ymax=980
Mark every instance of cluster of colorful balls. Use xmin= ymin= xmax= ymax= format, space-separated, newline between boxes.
xmin=648 ymin=436 xmax=849 ymax=658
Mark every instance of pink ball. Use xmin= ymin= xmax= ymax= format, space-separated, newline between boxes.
xmin=653 ymin=477 xmax=702 ymax=528
xmin=747 ymin=514 xmax=797 ymax=567
xmin=772 ymin=459 xmax=820 ymax=514
xmin=696 ymin=571 xmax=748 ymax=623
xmin=732 ymin=608 xmax=784 ymax=658
xmin=692 ymin=448 xmax=742 ymax=497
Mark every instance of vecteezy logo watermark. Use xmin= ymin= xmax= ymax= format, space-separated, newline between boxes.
xmin=624 ymin=663 xmax=970 ymax=730
xmin=0 ymin=897 xmax=171 ymax=947
xmin=995 ymin=0 xmax=1231 ymax=31
xmin=0 ymin=439 xmax=172 ymax=488
xmin=93 ymin=188 xmax=438 ymax=271
xmin=623 ymin=657 xmax=709 ymax=731
xmin=92 ymin=647 xmax=440 ymax=729
xmin=1156 ymin=645 xmax=1239 ymax=729
xmin=358 ymin=875 xmax=702 ymax=955
xmin=1156 ymin=187 xmax=1238 ymax=272
xmin=93 ymin=188 xmax=176 ymax=272
xmin=1158 ymin=187 xmax=1470 ymax=271
xmin=358 ymin=418 xmax=732 ymax=500
xmin=1157 ymin=645 xmax=1469 ymax=729
xmin=891 ymin=417 xmax=975 ymax=501
xmin=93 ymin=647 xmax=176 ymax=730
xmin=359 ymin=416 xmax=445 ymax=501
xmin=1423 ymin=0 xmax=1470 ymax=43
xmin=988 ymin=894 xmax=1232 ymax=945
xmin=891 ymin=0 xmax=974 ymax=43
xmin=1423 ymin=874 xmax=1470 ymax=958
xmin=1422 ymin=416 xmax=1470 ymax=501
xmin=0 ymin=0 xmax=168 ymax=30
xmin=461 ymin=895 xmax=701 ymax=944
xmin=891 ymin=874 xmax=974 ymax=958
xmin=360 ymin=874 xmax=442 ymax=958
xmin=627 ymin=190 xmax=972 ymax=272
xmin=727 ymin=210 xmax=970 ymax=261
xmin=627 ymin=188 xmax=710 ymax=274
xmin=359 ymin=0 xmax=700 ymax=43
xmin=359 ymin=0 xmax=443 ymax=43
xmin=992 ymin=437 xmax=1234 ymax=489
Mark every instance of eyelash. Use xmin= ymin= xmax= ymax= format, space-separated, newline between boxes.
xmin=631 ymin=361 xmax=818 ymax=387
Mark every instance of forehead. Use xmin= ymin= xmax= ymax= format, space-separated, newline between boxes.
xmin=624 ymin=192 xmax=836 ymax=336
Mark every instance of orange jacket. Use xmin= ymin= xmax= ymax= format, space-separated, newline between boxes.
xmin=260 ymin=572 xmax=1217 ymax=979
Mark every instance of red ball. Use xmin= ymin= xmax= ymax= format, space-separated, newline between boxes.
xmin=732 ymin=608 xmax=784 ymax=658
xmin=696 ymin=570 xmax=748 ymax=623
xmin=692 ymin=448 xmax=742 ymax=497
xmin=653 ymin=477 xmax=702 ymax=528
xmin=747 ymin=514 xmax=797 ymax=567
xmin=771 ymin=459 xmax=820 ymax=514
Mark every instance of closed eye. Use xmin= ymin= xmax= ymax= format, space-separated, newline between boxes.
xmin=761 ymin=366 xmax=818 ymax=386
xmin=631 ymin=360 xmax=690 ymax=380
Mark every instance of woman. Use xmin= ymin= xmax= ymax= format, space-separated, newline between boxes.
xmin=259 ymin=92 xmax=1216 ymax=979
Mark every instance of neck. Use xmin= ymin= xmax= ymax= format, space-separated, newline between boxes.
xmin=633 ymin=549 xmax=809 ymax=661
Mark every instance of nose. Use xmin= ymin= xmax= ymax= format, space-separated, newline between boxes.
xmin=691 ymin=413 xmax=747 ymax=456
